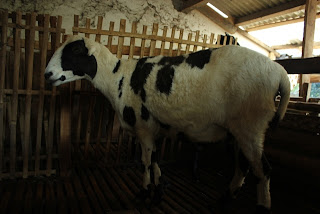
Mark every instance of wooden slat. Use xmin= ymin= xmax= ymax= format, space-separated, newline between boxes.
xmin=140 ymin=25 xmax=148 ymax=58
xmin=10 ymin=11 xmax=22 ymax=178
xmin=149 ymin=23 xmax=158 ymax=57
xmin=193 ymin=30 xmax=200 ymax=52
xmin=84 ymin=97 xmax=95 ymax=158
xmin=23 ymin=12 xmax=36 ymax=178
xmin=168 ymin=26 xmax=176 ymax=56
xmin=95 ymin=16 xmax=103 ymax=42
xmin=185 ymin=33 xmax=192 ymax=54
xmin=129 ymin=22 xmax=138 ymax=59
xmin=160 ymin=26 xmax=168 ymax=55
xmin=107 ymin=21 xmax=115 ymax=50
xmin=35 ymin=14 xmax=50 ymax=176
xmin=117 ymin=19 xmax=126 ymax=59
xmin=0 ymin=10 xmax=9 ymax=180
xmin=177 ymin=29 xmax=184 ymax=55
xmin=85 ymin=18 xmax=91 ymax=38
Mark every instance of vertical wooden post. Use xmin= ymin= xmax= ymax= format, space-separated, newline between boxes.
xmin=300 ymin=0 xmax=317 ymax=101
xmin=149 ymin=23 xmax=158 ymax=57
xmin=10 ymin=11 xmax=22 ymax=178
xmin=117 ymin=19 xmax=126 ymax=59
xmin=35 ymin=14 xmax=50 ymax=176
xmin=23 ymin=12 xmax=36 ymax=178
xmin=0 ymin=10 xmax=9 ymax=180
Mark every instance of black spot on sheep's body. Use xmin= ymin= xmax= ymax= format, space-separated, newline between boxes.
xmin=130 ymin=57 xmax=154 ymax=102
xmin=141 ymin=105 xmax=150 ymax=121
xmin=123 ymin=106 xmax=136 ymax=127
xmin=158 ymin=55 xmax=185 ymax=66
xmin=113 ymin=60 xmax=121 ymax=73
xmin=156 ymin=65 xmax=175 ymax=95
xmin=118 ymin=76 xmax=124 ymax=98
xmin=155 ymin=55 xmax=185 ymax=95
xmin=186 ymin=49 xmax=212 ymax=69
xmin=61 ymin=39 xmax=97 ymax=79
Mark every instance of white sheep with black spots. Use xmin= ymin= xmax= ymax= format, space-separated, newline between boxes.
xmin=45 ymin=35 xmax=290 ymax=213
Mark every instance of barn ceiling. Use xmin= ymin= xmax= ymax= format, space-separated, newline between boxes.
xmin=178 ymin=0 xmax=320 ymax=32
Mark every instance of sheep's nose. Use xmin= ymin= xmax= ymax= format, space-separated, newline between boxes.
xmin=44 ymin=72 xmax=53 ymax=80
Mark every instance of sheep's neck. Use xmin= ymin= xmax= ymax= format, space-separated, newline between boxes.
xmin=91 ymin=48 xmax=123 ymax=109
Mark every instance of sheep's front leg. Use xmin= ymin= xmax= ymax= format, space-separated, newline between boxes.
xmin=136 ymin=134 xmax=154 ymax=201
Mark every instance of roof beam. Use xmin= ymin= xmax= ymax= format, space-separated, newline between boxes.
xmin=179 ymin=0 xmax=207 ymax=13
xmin=247 ymin=13 xmax=320 ymax=31
xmin=235 ymin=0 xmax=306 ymax=26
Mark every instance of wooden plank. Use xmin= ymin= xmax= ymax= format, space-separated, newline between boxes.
xmin=95 ymin=16 xmax=103 ymax=42
xmin=193 ymin=30 xmax=200 ymax=52
xmin=149 ymin=23 xmax=158 ymax=57
xmin=84 ymin=167 xmax=112 ymax=212
xmin=107 ymin=21 xmax=115 ymax=50
xmin=35 ymin=14 xmax=50 ymax=176
xmin=85 ymin=18 xmax=91 ymax=38
xmin=72 ymin=169 xmax=92 ymax=214
xmin=275 ymin=57 xmax=320 ymax=74
xmin=84 ymin=96 xmax=95 ymax=158
xmin=45 ymin=181 xmax=57 ymax=214
xmin=34 ymin=182 xmax=44 ymax=214
xmin=117 ymin=19 xmax=126 ymax=59
xmin=64 ymin=179 xmax=81 ymax=214
xmin=92 ymin=167 xmax=123 ymax=210
xmin=129 ymin=22 xmax=138 ymax=59
xmin=0 ymin=10 xmax=8 ymax=180
xmin=23 ymin=12 xmax=36 ymax=178
xmin=235 ymin=0 xmax=306 ymax=26
xmin=168 ymin=27 xmax=176 ymax=56
xmin=56 ymin=181 xmax=68 ymax=214
xmin=177 ymin=29 xmax=184 ymax=55
xmin=77 ymin=167 xmax=104 ymax=214
xmin=10 ymin=11 xmax=22 ymax=178
xmin=140 ymin=25 xmax=148 ymax=58
xmin=160 ymin=26 xmax=168 ymax=55
xmin=185 ymin=33 xmax=192 ymax=54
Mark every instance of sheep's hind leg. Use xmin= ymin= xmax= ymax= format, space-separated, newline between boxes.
xmin=238 ymin=138 xmax=272 ymax=214
xmin=151 ymin=147 xmax=165 ymax=203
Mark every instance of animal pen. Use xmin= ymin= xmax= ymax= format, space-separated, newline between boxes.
xmin=1 ymin=10 xmax=320 ymax=214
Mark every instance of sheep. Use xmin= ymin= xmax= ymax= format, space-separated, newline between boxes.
xmin=45 ymin=35 xmax=290 ymax=213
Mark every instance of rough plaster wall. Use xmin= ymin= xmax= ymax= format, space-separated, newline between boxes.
xmin=0 ymin=0 xmax=269 ymax=56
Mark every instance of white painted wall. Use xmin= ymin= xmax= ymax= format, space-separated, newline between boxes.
xmin=1 ymin=0 xmax=269 ymax=56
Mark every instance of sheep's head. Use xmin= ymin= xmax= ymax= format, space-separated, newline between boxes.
xmin=45 ymin=36 xmax=100 ymax=86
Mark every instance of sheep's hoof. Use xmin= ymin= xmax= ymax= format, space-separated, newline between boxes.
xmin=255 ymin=205 xmax=271 ymax=214
xmin=136 ymin=185 xmax=153 ymax=202
xmin=152 ymin=184 xmax=164 ymax=204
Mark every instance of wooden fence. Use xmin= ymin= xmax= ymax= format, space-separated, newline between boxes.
xmin=1 ymin=10 xmax=319 ymax=179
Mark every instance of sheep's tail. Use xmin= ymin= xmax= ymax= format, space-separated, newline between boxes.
xmin=269 ymin=68 xmax=291 ymax=129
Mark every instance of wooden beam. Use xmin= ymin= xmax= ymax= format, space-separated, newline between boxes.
xmin=235 ymin=0 xmax=306 ymax=26
xmin=272 ymin=42 xmax=320 ymax=50
xmin=197 ymin=6 xmax=238 ymax=33
xmin=179 ymin=0 xmax=206 ymax=13
xmin=275 ymin=57 xmax=320 ymax=74
xmin=247 ymin=13 xmax=320 ymax=32
xmin=300 ymin=0 xmax=318 ymax=99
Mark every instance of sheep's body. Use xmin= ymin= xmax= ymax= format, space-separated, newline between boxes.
xmin=45 ymin=36 xmax=290 ymax=213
